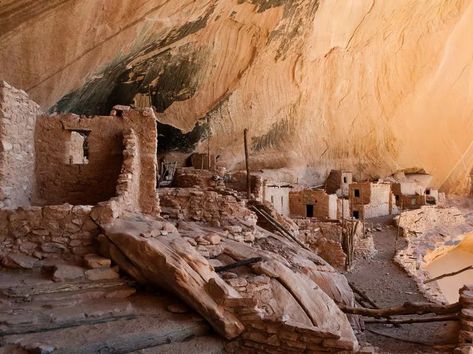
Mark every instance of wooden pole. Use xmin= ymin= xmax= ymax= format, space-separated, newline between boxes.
xmin=244 ymin=128 xmax=251 ymax=200
xmin=207 ymin=117 xmax=211 ymax=171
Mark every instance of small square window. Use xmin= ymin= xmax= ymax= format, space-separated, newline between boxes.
xmin=353 ymin=210 xmax=360 ymax=219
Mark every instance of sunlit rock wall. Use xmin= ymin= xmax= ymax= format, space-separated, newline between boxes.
xmin=0 ymin=0 xmax=472 ymax=194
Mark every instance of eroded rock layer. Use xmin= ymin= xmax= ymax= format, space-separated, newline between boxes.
xmin=1 ymin=0 xmax=472 ymax=193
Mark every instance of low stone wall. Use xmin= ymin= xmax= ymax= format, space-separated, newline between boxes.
xmin=0 ymin=204 xmax=100 ymax=267
xmin=159 ymin=188 xmax=257 ymax=228
xmin=174 ymin=167 xmax=218 ymax=189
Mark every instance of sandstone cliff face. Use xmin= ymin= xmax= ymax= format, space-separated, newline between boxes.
xmin=0 ymin=0 xmax=472 ymax=194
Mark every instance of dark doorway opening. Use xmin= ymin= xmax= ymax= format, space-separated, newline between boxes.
xmin=353 ymin=210 xmax=360 ymax=219
xmin=306 ymin=204 xmax=314 ymax=217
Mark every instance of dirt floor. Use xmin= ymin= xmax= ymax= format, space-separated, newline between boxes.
xmin=345 ymin=216 xmax=460 ymax=354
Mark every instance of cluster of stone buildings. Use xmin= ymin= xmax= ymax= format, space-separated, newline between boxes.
xmin=261 ymin=169 xmax=444 ymax=221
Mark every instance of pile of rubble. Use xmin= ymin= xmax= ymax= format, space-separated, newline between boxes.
xmin=295 ymin=219 xmax=376 ymax=270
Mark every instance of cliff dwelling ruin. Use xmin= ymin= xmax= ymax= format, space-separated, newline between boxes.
xmin=1 ymin=1 xmax=473 ymax=354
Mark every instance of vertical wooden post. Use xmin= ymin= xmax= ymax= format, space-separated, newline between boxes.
xmin=244 ymin=128 xmax=251 ymax=200
xmin=207 ymin=117 xmax=211 ymax=171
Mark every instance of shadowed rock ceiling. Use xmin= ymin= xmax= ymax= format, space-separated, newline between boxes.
xmin=0 ymin=0 xmax=472 ymax=193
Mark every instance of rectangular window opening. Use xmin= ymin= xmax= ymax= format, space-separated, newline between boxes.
xmin=354 ymin=189 xmax=360 ymax=198
xmin=67 ymin=130 xmax=90 ymax=165
xmin=352 ymin=210 xmax=360 ymax=219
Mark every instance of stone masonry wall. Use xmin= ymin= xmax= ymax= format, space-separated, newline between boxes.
xmin=35 ymin=114 xmax=124 ymax=205
xmin=0 ymin=204 xmax=100 ymax=268
xmin=457 ymin=285 xmax=473 ymax=353
xmin=159 ymin=188 xmax=257 ymax=228
xmin=121 ymin=108 xmax=159 ymax=215
xmin=289 ymin=189 xmax=337 ymax=220
xmin=0 ymin=81 xmax=40 ymax=208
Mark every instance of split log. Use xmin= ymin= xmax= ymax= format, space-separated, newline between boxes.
xmin=364 ymin=314 xmax=459 ymax=325
xmin=340 ymin=301 xmax=461 ymax=318
xmin=424 ymin=266 xmax=473 ymax=284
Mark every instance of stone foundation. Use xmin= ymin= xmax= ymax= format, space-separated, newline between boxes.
xmin=0 ymin=204 xmax=100 ymax=267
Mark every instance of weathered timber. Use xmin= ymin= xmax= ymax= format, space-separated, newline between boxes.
xmin=214 ymin=257 xmax=262 ymax=273
xmin=424 ymin=266 xmax=473 ymax=284
xmin=340 ymin=301 xmax=461 ymax=318
xmin=364 ymin=314 xmax=459 ymax=325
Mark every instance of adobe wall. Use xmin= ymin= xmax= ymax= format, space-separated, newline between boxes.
xmin=35 ymin=114 xmax=124 ymax=206
xmin=263 ymin=182 xmax=291 ymax=216
xmin=289 ymin=189 xmax=337 ymax=220
xmin=399 ymin=194 xmax=427 ymax=210
xmin=363 ymin=183 xmax=392 ymax=218
xmin=34 ymin=108 xmax=159 ymax=215
xmin=0 ymin=204 xmax=100 ymax=267
xmin=325 ymin=170 xmax=352 ymax=197
xmin=349 ymin=182 xmax=371 ymax=206
xmin=0 ymin=81 xmax=40 ymax=208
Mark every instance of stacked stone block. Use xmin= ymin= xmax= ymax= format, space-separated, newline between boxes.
xmin=456 ymin=286 xmax=473 ymax=353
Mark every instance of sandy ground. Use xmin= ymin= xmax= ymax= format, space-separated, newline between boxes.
xmin=345 ymin=216 xmax=459 ymax=354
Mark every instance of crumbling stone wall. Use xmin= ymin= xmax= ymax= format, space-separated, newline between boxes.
xmin=325 ymin=170 xmax=352 ymax=197
xmin=0 ymin=81 xmax=40 ymax=208
xmin=121 ymin=109 xmax=159 ymax=215
xmin=0 ymin=204 xmax=100 ymax=267
xmin=35 ymin=108 xmax=159 ymax=215
xmin=289 ymin=189 xmax=337 ymax=220
xmin=174 ymin=167 xmax=218 ymax=189
xmin=159 ymin=188 xmax=257 ymax=228
xmin=35 ymin=114 xmax=124 ymax=206
xmin=225 ymin=171 xmax=263 ymax=200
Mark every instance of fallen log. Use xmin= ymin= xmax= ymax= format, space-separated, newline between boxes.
xmin=214 ymin=257 xmax=262 ymax=273
xmin=340 ymin=301 xmax=461 ymax=318
xmin=364 ymin=314 xmax=459 ymax=325
xmin=424 ymin=266 xmax=473 ymax=284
